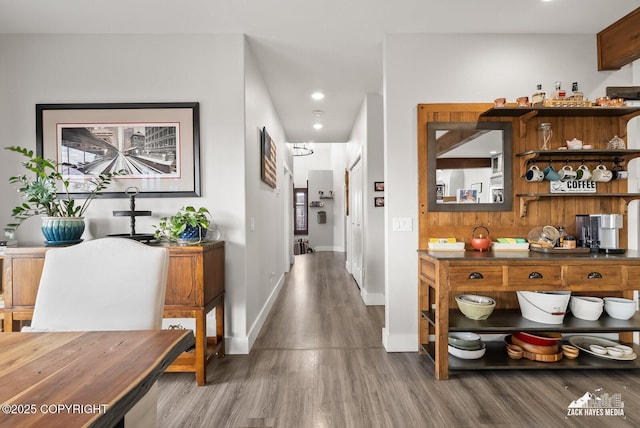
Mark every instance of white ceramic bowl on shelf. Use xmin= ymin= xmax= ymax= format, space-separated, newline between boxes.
xmin=516 ymin=291 xmax=571 ymax=324
xmin=604 ymin=297 xmax=637 ymax=320
xmin=569 ymin=296 xmax=604 ymax=321
xmin=448 ymin=343 xmax=486 ymax=359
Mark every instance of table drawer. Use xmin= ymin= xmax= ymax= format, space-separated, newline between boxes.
xmin=506 ymin=265 xmax=563 ymax=288
xmin=565 ymin=265 xmax=622 ymax=287
xmin=449 ymin=266 xmax=503 ymax=287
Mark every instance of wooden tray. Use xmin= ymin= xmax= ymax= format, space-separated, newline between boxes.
xmin=522 ymin=349 xmax=563 ymax=362
xmin=529 ymin=246 xmax=591 ymax=254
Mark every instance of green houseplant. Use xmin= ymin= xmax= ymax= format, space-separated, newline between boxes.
xmin=154 ymin=206 xmax=213 ymax=244
xmin=5 ymin=145 xmax=122 ymax=243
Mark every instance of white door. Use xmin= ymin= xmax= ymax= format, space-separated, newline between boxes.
xmin=350 ymin=159 xmax=364 ymax=288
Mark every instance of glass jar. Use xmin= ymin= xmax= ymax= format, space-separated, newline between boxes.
xmin=607 ymin=135 xmax=625 ymax=150
xmin=538 ymin=123 xmax=552 ymax=150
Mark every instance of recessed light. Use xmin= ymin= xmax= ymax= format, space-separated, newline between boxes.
xmin=313 ymin=123 xmax=323 ymax=130
xmin=311 ymin=92 xmax=325 ymax=101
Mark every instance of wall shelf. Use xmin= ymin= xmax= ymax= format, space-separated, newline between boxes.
xmin=481 ymin=106 xmax=640 ymax=139
xmin=516 ymin=193 xmax=640 ymax=217
xmin=516 ymin=149 xmax=640 ymax=178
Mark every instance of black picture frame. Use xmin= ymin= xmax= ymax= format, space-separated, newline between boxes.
xmin=374 ymin=197 xmax=384 ymax=207
xmin=36 ymin=102 xmax=201 ymax=198
xmin=374 ymin=181 xmax=384 ymax=191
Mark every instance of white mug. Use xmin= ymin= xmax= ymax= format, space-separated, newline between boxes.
xmin=526 ymin=165 xmax=544 ymax=182
xmin=558 ymin=165 xmax=577 ymax=181
xmin=576 ymin=164 xmax=591 ymax=181
xmin=592 ymin=164 xmax=612 ymax=182
xmin=612 ymin=167 xmax=628 ymax=180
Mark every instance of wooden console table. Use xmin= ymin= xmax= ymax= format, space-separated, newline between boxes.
xmin=419 ymin=249 xmax=640 ymax=380
xmin=1 ymin=240 xmax=224 ymax=386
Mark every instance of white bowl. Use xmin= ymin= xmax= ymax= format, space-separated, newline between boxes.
xmin=615 ymin=345 xmax=633 ymax=356
xmin=606 ymin=347 xmax=624 ymax=358
xmin=516 ymin=291 xmax=571 ymax=324
xmin=604 ymin=297 xmax=637 ymax=320
xmin=590 ymin=344 xmax=607 ymax=355
xmin=570 ymin=296 xmax=604 ymax=321
xmin=448 ymin=343 xmax=486 ymax=359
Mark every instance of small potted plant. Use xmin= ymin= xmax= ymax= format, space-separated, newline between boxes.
xmin=5 ymin=146 xmax=122 ymax=245
xmin=154 ymin=206 xmax=213 ymax=244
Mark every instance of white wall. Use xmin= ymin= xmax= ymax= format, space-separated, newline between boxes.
xmin=292 ymin=143 xmax=346 ymax=252
xmin=383 ymin=33 xmax=636 ymax=351
xmin=308 ymin=170 xmax=334 ymax=250
xmin=0 ymin=33 xmax=290 ymax=354
xmin=241 ymin=37 xmax=291 ymax=352
xmin=346 ymin=94 xmax=385 ymax=305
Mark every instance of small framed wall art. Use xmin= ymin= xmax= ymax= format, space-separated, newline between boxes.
xmin=374 ymin=181 xmax=384 ymax=191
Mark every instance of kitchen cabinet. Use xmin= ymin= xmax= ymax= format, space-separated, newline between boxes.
xmin=1 ymin=241 xmax=224 ymax=386
xmin=418 ymin=250 xmax=640 ymax=380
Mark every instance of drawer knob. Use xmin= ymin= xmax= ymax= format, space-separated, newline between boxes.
xmin=528 ymin=272 xmax=543 ymax=279
xmin=587 ymin=272 xmax=603 ymax=279
xmin=468 ymin=272 xmax=484 ymax=279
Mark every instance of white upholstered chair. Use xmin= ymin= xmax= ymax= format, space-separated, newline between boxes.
xmin=23 ymin=237 xmax=170 ymax=428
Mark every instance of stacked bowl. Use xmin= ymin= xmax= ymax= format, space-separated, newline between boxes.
xmin=448 ymin=332 xmax=486 ymax=359
xmin=455 ymin=294 xmax=496 ymax=320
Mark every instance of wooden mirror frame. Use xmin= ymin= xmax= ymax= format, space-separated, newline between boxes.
xmin=427 ymin=121 xmax=512 ymax=212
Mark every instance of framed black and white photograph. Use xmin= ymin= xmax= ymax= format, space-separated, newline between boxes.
xmin=491 ymin=187 xmax=504 ymax=203
xmin=491 ymin=154 xmax=503 ymax=175
xmin=374 ymin=197 xmax=385 ymax=207
xmin=374 ymin=181 xmax=384 ymax=191
xmin=36 ymin=102 xmax=201 ymax=198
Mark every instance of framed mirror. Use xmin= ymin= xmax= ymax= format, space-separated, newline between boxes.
xmin=427 ymin=121 xmax=512 ymax=212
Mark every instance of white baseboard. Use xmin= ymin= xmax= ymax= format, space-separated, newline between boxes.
xmin=246 ymin=273 xmax=286 ymax=352
xmin=225 ymin=336 xmax=249 ymax=355
xmin=360 ymin=288 xmax=385 ymax=306
xmin=382 ymin=327 xmax=419 ymax=352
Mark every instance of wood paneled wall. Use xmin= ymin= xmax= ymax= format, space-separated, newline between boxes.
xmin=418 ymin=103 xmax=635 ymax=250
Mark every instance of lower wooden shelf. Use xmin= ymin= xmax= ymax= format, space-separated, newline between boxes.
xmin=421 ymin=309 xmax=640 ymax=333
xmin=421 ymin=341 xmax=640 ymax=371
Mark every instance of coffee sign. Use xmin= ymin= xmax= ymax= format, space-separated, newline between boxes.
xmin=550 ymin=181 xmax=597 ymax=194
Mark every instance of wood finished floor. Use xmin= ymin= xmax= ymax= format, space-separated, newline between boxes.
xmin=158 ymin=252 xmax=640 ymax=427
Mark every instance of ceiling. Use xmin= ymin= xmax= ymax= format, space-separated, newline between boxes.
xmin=0 ymin=0 xmax=637 ymax=144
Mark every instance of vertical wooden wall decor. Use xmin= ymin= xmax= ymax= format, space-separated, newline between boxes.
xmin=344 ymin=169 xmax=349 ymax=216
xmin=261 ymin=127 xmax=277 ymax=189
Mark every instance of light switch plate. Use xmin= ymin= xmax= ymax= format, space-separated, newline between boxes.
xmin=392 ymin=217 xmax=413 ymax=232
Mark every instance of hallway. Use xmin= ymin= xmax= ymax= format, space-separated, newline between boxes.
xmin=158 ymin=252 xmax=640 ymax=427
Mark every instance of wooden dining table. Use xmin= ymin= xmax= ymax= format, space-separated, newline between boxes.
xmin=0 ymin=329 xmax=194 ymax=427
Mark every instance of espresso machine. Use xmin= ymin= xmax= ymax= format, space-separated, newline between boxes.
xmin=576 ymin=214 xmax=625 ymax=254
